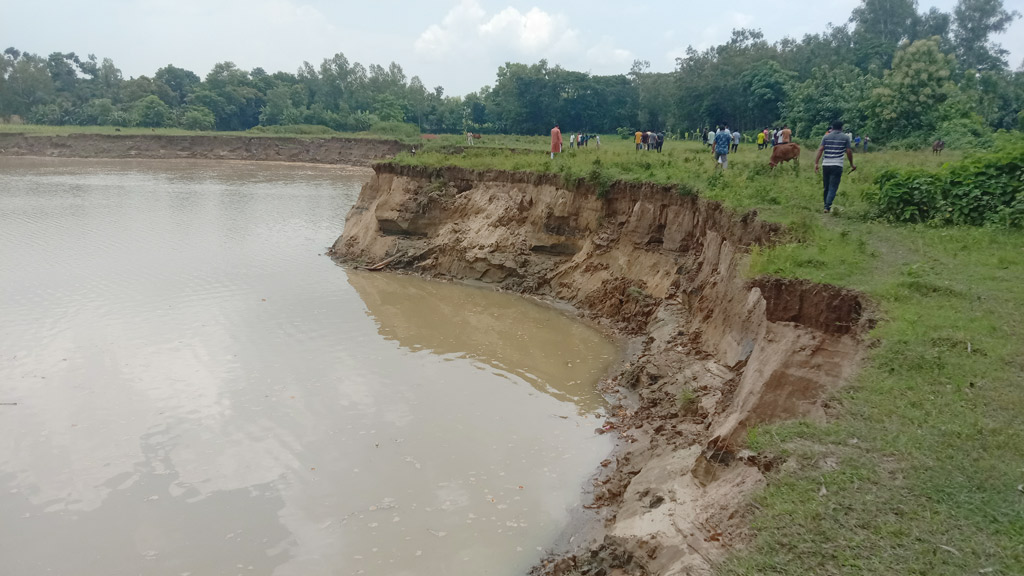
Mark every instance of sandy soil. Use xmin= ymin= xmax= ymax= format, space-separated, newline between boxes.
xmin=331 ymin=163 xmax=870 ymax=576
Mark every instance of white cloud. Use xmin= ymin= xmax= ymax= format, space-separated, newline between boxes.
xmin=415 ymin=0 xmax=583 ymax=59
xmin=730 ymin=11 xmax=754 ymax=28
xmin=412 ymin=0 xmax=636 ymax=92
xmin=585 ymin=37 xmax=634 ymax=70
xmin=479 ymin=6 xmax=574 ymax=53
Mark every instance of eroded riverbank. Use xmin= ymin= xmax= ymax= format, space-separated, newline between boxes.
xmin=0 ymin=133 xmax=408 ymax=167
xmin=331 ymin=163 xmax=870 ymax=575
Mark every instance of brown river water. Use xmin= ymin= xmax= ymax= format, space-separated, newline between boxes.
xmin=0 ymin=158 xmax=617 ymax=575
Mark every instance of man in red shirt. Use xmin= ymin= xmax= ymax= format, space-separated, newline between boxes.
xmin=550 ymin=125 xmax=562 ymax=159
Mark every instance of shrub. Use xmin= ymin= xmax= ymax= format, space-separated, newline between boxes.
xmin=133 ymin=95 xmax=172 ymax=128
xmin=248 ymin=124 xmax=336 ymax=135
xmin=180 ymin=105 xmax=216 ymax=131
xmin=872 ymin=168 xmax=942 ymax=223
xmin=367 ymin=121 xmax=420 ymax=139
xmin=870 ymin=134 xmax=1024 ymax=227
xmin=677 ymin=388 xmax=698 ymax=415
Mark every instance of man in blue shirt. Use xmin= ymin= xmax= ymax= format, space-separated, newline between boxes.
xmin=814 ymin=121 xmax=857 ymax=213
xmin=713 ymin=125 xmax=733 ymax=171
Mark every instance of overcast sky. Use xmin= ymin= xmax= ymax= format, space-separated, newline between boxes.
xmin=2 ymin=0 xmax=1022 ymax=95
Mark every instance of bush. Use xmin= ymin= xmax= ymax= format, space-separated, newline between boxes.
xmin=872 ymin=168 xmax=942 ymax=223
xmin=933 ymin=116 xmax=990 ymax=151
xmin=616 ymin=127 xmax=634 ymax=140
xmin=180 ymin=105 xmax=216 ymax=131
xmin=366 ymin=121 xmax=420 ymax=139
xmin=133 ymin=95 xmax=172 ymax=128
xmin=871 ymin=134 xmax=1024 ymax=226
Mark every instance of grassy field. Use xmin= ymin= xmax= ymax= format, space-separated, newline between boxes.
xmin=397 ymin=135 xmax=1023 ymax=575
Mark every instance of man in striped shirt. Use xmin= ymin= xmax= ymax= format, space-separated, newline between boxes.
xmin=814 ymin=121 xmax=857 ymax=213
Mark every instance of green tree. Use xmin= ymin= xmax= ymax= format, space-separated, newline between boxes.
xmin=952 ymin=0 xmax=1021 ymax=72
xmin=850 ymin=0 xmax=922 ymax=71
xmin=259 ymin=86 xmax=302 ymax=125
xmin=784 ymin=64 xmax=871 ymax=137
xmin=740 ymin=60 xmax=796 ymax=128
xmin=201 ymin=62 xmax=262 ymax=130
xmin=122 ymin=75 xmax=176 ymax=107
xmin=133 ymin=94 xmax=172 ymax=127
xmin=95 ymin=58 xmax=123 ymax=102
xmin=865 ymin=37 xmax=956 ymax=140
xmin=80 ymin=98 xmax=116 ymax=125
xmin=180 ymin=105 xmax=215 ymax=131
xmin=154 ymin=64 xmax=199 ymax=106
xmin=2 ymin=52 xmax=55 ymax=116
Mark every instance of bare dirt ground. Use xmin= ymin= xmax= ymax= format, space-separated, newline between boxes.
xmin=331 ymin=163 xmax=870 ymax=575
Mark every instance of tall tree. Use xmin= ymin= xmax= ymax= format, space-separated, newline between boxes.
xmin=865 ymin=36 xmax=956 ymax=139
xmin=952 ymin=0 xmax=1021 ymax=72
xmin=850 ymin=0 xmax=922 ymax=71
xmin=154 ymin=65 xmax=199 ymax=106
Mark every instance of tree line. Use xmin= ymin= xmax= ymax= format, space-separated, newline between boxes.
xmin=1 ymin=0 xmax=1021 ymax=147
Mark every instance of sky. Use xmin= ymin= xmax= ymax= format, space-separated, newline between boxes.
xmin=2 ymin=0 xmax=1023 ymax=96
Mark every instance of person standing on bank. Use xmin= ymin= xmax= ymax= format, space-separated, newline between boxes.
xmin=550 ymin=124 xmax=562 ymax=159
xmin=814 ymin=121 xmax=856 ymax=214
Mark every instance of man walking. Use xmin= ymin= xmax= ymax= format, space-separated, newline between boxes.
xmin=731 ymin=129 xmax=740 ymax=153
xmin=814 ymin=121 xmax=856 ymax=213
xmin=713 ymin=125 xmax=732 ymax=170
xmin=550 ymin=124 xmax=562 ymax=159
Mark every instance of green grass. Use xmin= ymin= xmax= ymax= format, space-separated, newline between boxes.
xmin=394 ymin=135 xmax=1023 ymax=575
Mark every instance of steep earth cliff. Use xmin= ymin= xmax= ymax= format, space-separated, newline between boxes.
xmin=331 ymin=163 xmax=868 ymax=576
xmin=0 ymin=133 xmax=408 ymax=167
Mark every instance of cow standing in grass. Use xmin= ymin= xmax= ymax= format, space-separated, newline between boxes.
xmin=932 ymin=140 xmax=945 ymax=154
xmin=769 ymin=143 xmax=801 ymax=169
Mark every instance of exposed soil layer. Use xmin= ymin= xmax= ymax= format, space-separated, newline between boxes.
xmin=0 ymin=133 xmax=408 ymax=167
xmin=331 ymin=163 xmax=870 ymax=576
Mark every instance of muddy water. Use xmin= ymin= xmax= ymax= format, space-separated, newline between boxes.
xmin=0 ymin=158 xmax=617 ymax=576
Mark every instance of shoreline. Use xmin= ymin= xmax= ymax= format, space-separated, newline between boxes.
xmin=0 ymin=133 xmax=409 ymax=167
xmin=330 ymin=162 xmax=868 ymax=575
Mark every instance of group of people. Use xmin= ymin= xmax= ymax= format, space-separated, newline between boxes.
xmin=550 ymin=120 xmax=858 ymax=215
xmin=548 ymin=126 xmax=601 ymax=157
xmin=568 ymin=132 xmax=598 ymax=149
xmin=634 ymin=130 xmax=666 ymax=152
xmin=699 ymin=128 xmax=742 ymax=153
xmin=756 ymin=126 xmax=793 ymax=149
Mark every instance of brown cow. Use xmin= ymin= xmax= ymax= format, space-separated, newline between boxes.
xmin=769 ymin=142 xmax=801 ymax=169
xmin=932 ymin=140 xmax=945 ymax=154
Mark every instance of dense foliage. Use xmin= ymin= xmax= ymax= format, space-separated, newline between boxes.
xmin=0 ymin=0 xmax=1021 ymax=145
xmin=871 ymin=133 xmax=1024 ymax=225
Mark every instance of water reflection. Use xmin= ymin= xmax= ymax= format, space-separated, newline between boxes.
xmin=346 ymin=270 xmax=615 ymax=414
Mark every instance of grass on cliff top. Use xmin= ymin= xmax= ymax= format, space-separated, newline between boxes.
xmin=400 ymin=135 xmax=1024 ymax=575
